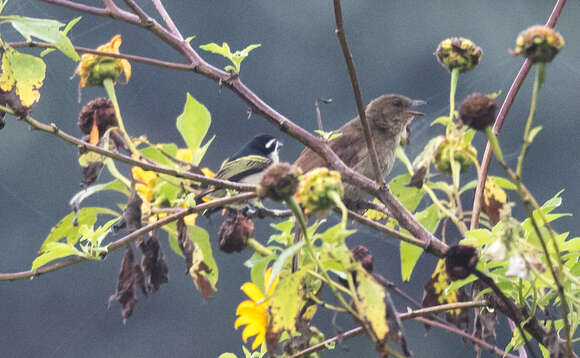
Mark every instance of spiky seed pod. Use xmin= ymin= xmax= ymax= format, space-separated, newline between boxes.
xmin=434 ymin=137 xmax=477 ymax=174
xmin=257 ymin=162 xmax=302 ymax=202
xmin=445 ymin=244 xmax=479 ymax=281
xmin=218 ymin=212 xmax=254 ymax=253
xmin=296 ymin=167 xmax=344 ymax=214
xmin=435 ymin=37 xmax=482 ymax=73
xmin=510 ymin=25 xmax=564 ymax=63
xmin=459 ymin=93 xmax=498 ymax=131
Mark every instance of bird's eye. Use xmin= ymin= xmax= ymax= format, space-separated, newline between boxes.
xmin=393 ymin=100 xmax=402 ymax=107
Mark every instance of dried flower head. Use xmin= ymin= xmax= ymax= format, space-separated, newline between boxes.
xmin=434 ymin=137 xmax=477 ymax=174
xmin=435 ymin=37 xmax=482 ymax=73
xmin=218 ymin=212 xmax=254 ymax=253
xmin=511 ymin=25 xmax=564 ymax=63
xmin=257 ymin=162 xmax=301 ymax=201
xmin=74 ymin=34 xmax=131 ymax=88
xmin=445 ymin=244 xmax=479 ymax=281
xmin=296 ymin=167 xmax=344 ymax=214
xmin=78 ymin=97 xmax=118 ymax=145
xmin=459 ymin=93 xmax=498 ymax=131
xmin=352 ymin=245 xmax=374 ymax=273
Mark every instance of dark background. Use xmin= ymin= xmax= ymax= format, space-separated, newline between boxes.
xmin=0 ymin=1 xmax=578 ymax=357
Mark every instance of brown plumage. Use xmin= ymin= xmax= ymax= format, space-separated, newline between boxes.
xmin=294 ymin=94 xmax=424 ymax=204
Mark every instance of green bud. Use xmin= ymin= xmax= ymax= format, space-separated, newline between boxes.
xmin=510 ymin=25 xmax=564 ymax=63
xmin=435 ymin=37 xmax=482 ymax=73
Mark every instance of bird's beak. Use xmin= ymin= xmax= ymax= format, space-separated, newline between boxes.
xmin=408 ymin=99 xmax=426 ymax=117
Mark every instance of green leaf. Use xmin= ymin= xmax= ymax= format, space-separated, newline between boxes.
xmin=31 ymin=242 xmax=85 ymax=270
xmin=153 ymin=180 xmax=180 ymax=205
xmin=490 ymin=176 xmax=517 ymax=191
xmin=0 ymin=47 xmax=46 ymax=107
xmin=389 ymin=174 xmax=425 ymax=212
xmin=188 ymin=225 xmax=218 ymax=289
xmin=319 ymin=222 xmax=355 ymax=245
xmin=192 ymin=134 xmax=215 ymax=166
xmin=431 ymin=116 xmax=451 ymax=126
xmin=413 ymin=136 xmax=443 ymax=167
xmin=1 ymin=15 xmax=80 ymax=60
xmin=185 ymin=35 xmax=196 ymax=43
xmin=266 ymin=241 xmax=304 ymax=291
xmin=528 ymin=126 xmax=543 ymax=144
xmin=461 ymin=229 xmax=493 ymax=246
xmin=249 ymin=255 xmax=274 ymax=292
xmin=218 ymin=354 xmax=237 ymax=358
xmin=69 ymin=179 xmax=129 ymax=208
xmin=462 ymin=128 xmax=476 ymax=145
xmin=139 ymin=145 xmax=175 ymax=166
xmin=400 ymin=204 xmax=440 ymax=281
xmin=176 ymin=93 xmax=211 ymax=154
xmin=40 ymin=207 xmax=118 ymax=251
xmin=200 ymin=42 xmax=231 ymax=58
xmin=268 ymin=269 xmax=308 ymax=339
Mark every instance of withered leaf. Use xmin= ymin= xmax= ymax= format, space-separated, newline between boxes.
xmin=108 ymin=245 xmax=145 ymax=322
xmin=481 ymin=179 xmax=507 ymax=225
xmin=177 ymin=218 xmax=215 ymax=299
xmin=472 ymin=280 xmax=497 ymax=358
xmin=114 ymin=186 xmax=142 ymax=233
xmin=137 ymin=234 xmax=168 ymax=294
xmin=407 ymin=166 xmax=427 ymax=189
xmin=422 ymin=260 xmax=469 ymax=332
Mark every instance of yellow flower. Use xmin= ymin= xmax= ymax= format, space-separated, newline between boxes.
xmin=74 ymin=34 xmax=132 ymax=88
xmin=132 ymin=166 xmax=157 ymax=202
xmin=235 ymin=268 xmax=279 ymax=350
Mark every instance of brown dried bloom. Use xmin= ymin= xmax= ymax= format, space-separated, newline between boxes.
xmin=218 ymin=212 xmax=254 ymax=253
xmin=459 ymin=93 xmax=498 ymax=131
xmin=257 ymin=162 xmax=301 ymax=201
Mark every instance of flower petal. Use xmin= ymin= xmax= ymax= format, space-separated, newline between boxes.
xmin=241 ymin=322 xmax=264 ymax=342
xmin=251 ymin=331 xmax=265 ymax=350
xmin=241 ymin=282 xmax=264 ymax=302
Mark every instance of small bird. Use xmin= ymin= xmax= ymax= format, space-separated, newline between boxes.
xmin=197 ymin=134 xmax=283 ymax=203
xmin=294 ymin=94 xmax=424 ymax=206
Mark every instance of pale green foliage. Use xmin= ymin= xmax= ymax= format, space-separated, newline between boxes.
xmin=200 ymin=42 xmax=261 ymax=74
xmin=0 ymin=46 xmax=45 ymax=107
xmin=0 ymin=15 xmax=80 ymax=60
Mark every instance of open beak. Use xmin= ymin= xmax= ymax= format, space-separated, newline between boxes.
xmin=408 ymin=99 xmax=426 ymax=117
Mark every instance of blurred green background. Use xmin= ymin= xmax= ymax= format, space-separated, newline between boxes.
xmin=0 ymin=1 xmax=578 ymax=357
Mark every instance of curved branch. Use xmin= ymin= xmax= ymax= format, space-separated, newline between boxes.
xmin=470 ymin=0 xmax=567 ymax=229
xmin=0 ymin=192 xmax=256 ymax=281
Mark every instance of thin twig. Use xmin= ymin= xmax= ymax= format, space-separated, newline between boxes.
xmin=0 ymin=192 xmax=256 ymax=281
xmin=470 ymin=0 xmax=567 ymax=230
xmin=123 ymin=0 xmax=151 ymax=25
xmin=291 ymin=301 xmax=518 ymax=358
xmin=332 ymin=0 xmax=383 ymax=185
xmin=9 ymin=41 xmax=194 ymax=71
xmin=152 ymin=0 xmax=184 ymax=40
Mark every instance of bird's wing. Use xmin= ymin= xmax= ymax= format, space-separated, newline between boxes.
xmin=215 ymin=155 xmax=272 ymax=182
xmin=294 ymin=126 xmax=361 ymax=172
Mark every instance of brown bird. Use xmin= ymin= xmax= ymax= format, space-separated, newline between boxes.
xmin=294 ymin=94 xmax=424 ymax=206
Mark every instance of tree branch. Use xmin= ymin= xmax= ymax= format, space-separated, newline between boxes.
xmin=470 ymin=0 xmax=567 ymax=230
xmin=332 ymin=0 xmax=383 ymax=185
xmin=9 ymin=41 xmax=194 ymax=71
xmin=0 ymin=192 xmax=256 ymax=281
xmin=1 ymin=108 xmax=256 ymax=192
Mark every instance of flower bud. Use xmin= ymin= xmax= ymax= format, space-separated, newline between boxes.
xmin=510 ymin=25 xmax=564 ymax=63
xmin=296 ymin=168 xmax=344 ymax=214
xmin=459 ymin=93 xmax=498 ymax=131
xmin=257 ymin=162 xmax=302 ymax=201
xmin=74 ymin=34 xmax=131 ymax=88
xmin=435 ymin=37 xmax=482 ymax=73
xmin=218 ymin=212 xmax=254 ymax=253
xmin=445 ymin=244 xmax=479 ymax=281
xmin=434 ymin=137 xmax=477 ymax=174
